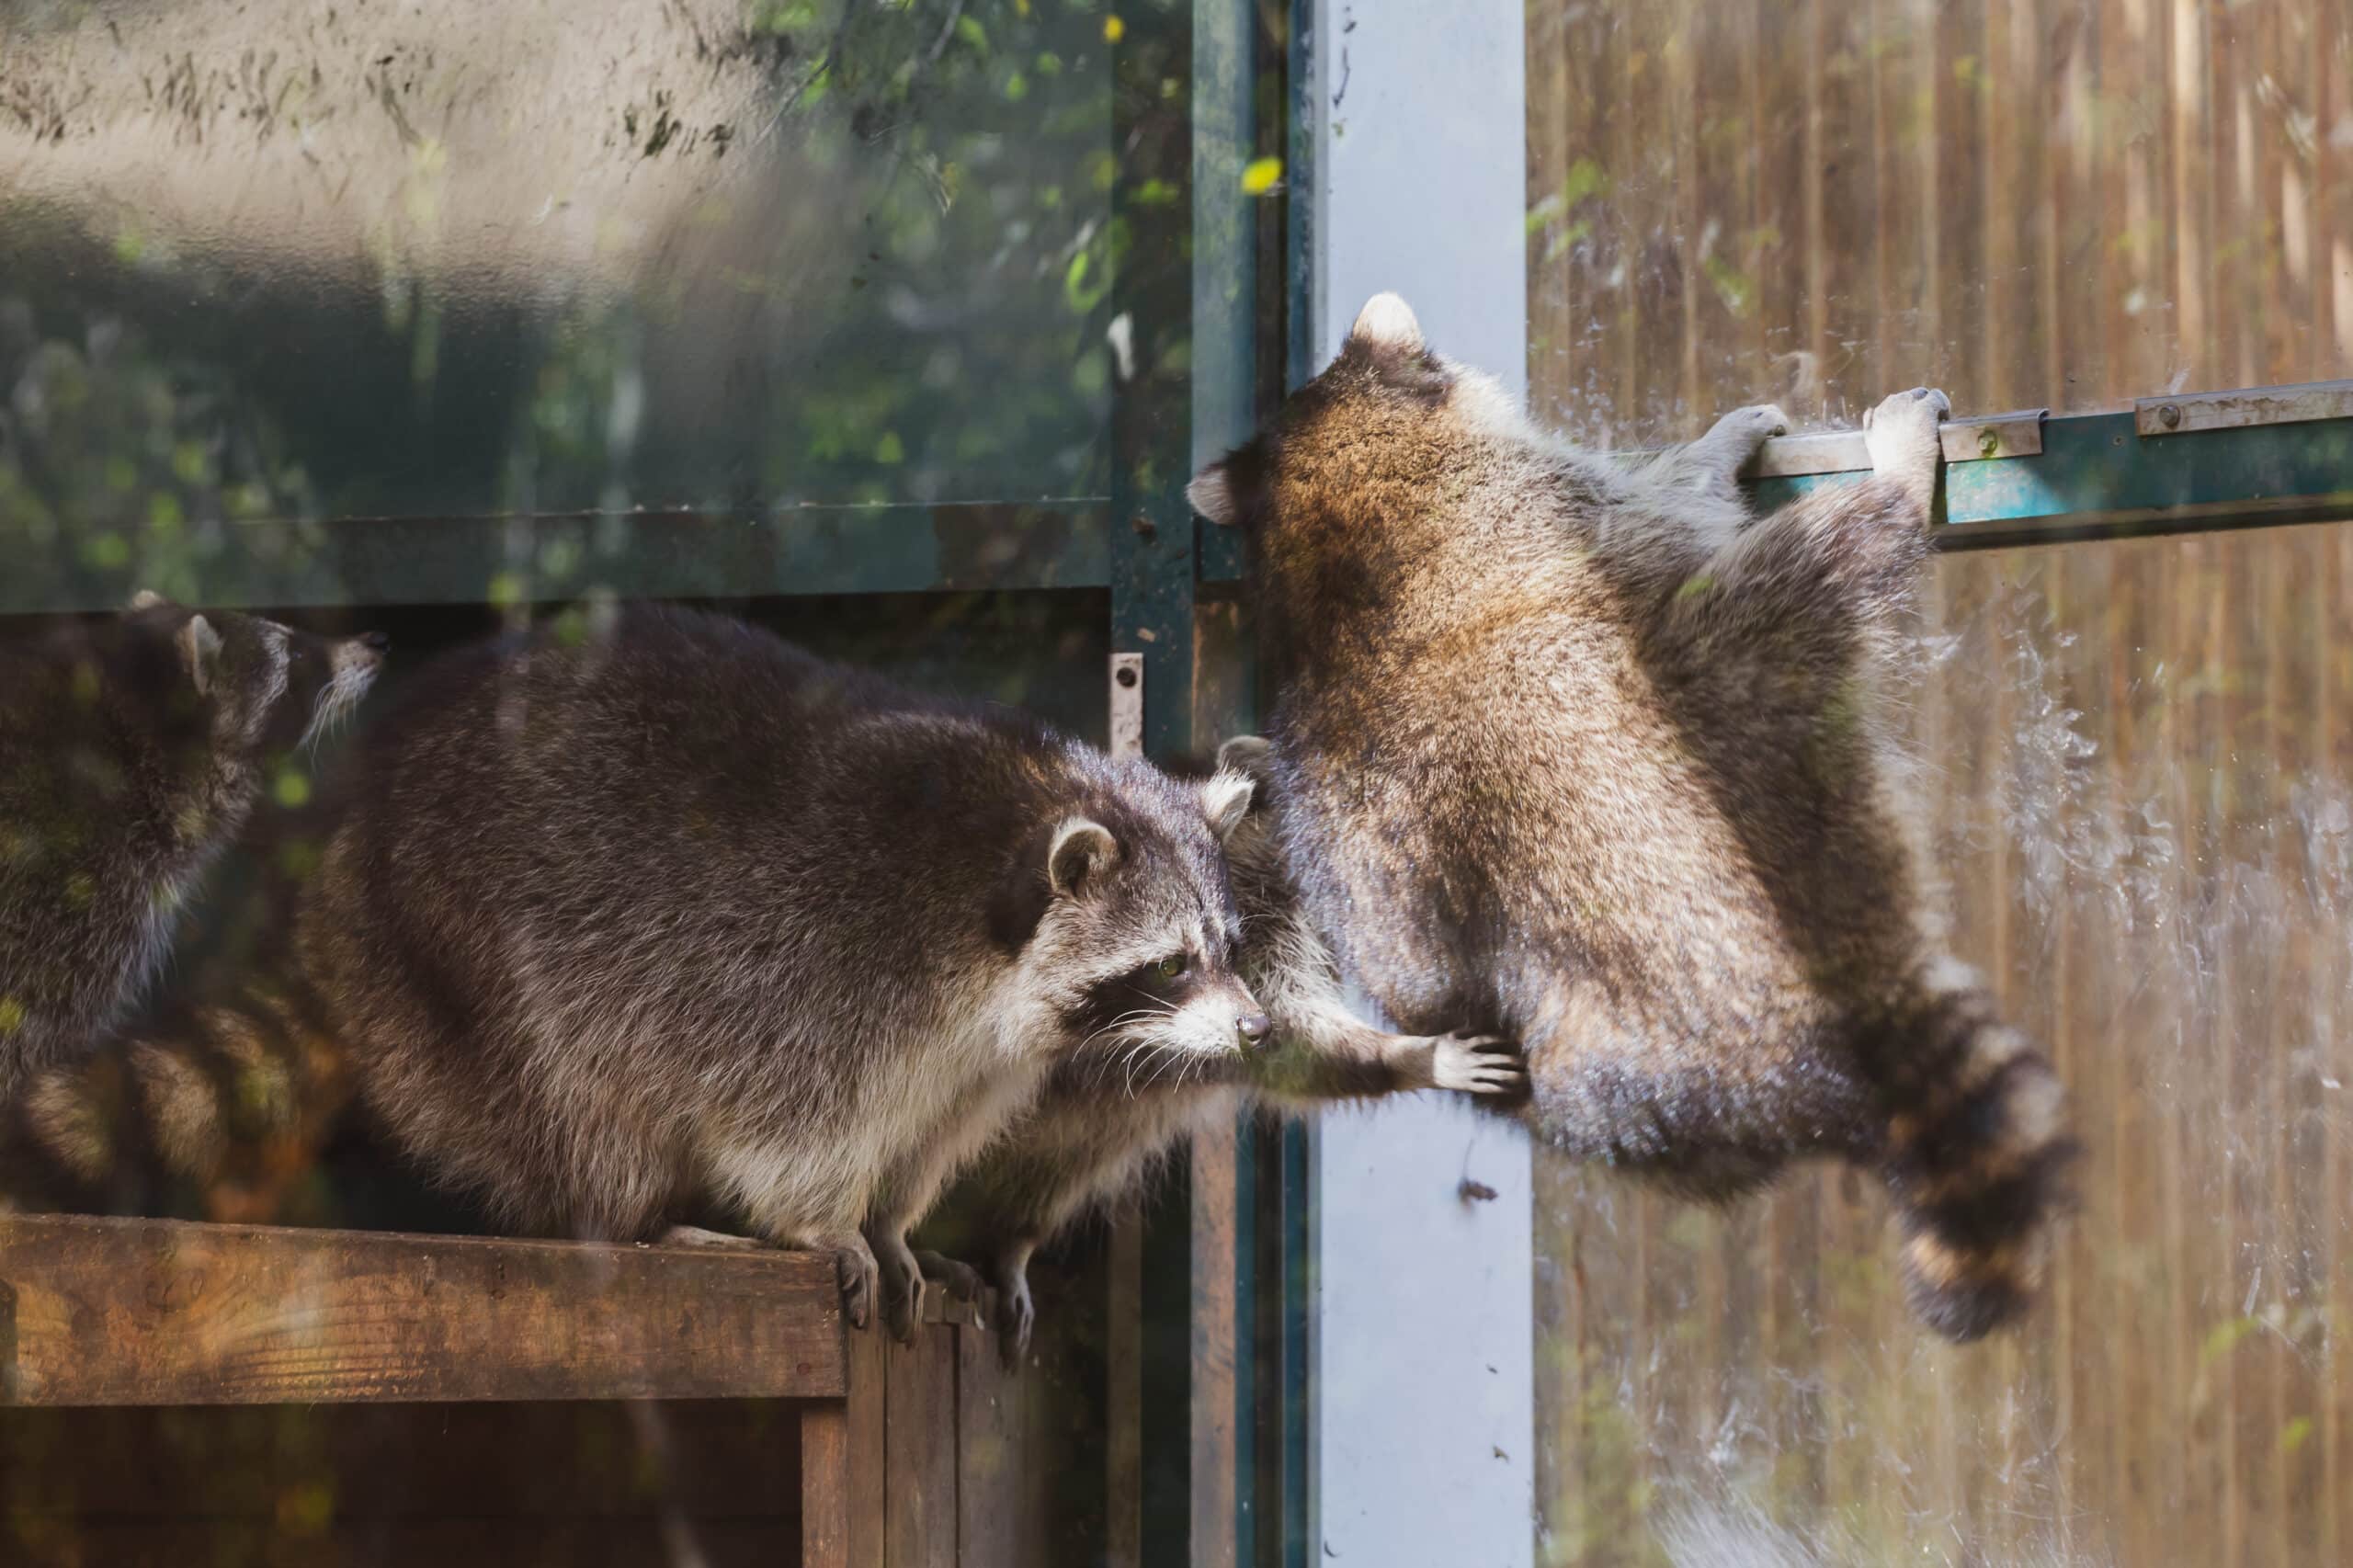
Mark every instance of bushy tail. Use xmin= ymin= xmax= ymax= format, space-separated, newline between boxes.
xmin=0 ymin=985 xmax=350 ymax=1223
xmin=1876 ymin=977 xmax=2075 ymax=1342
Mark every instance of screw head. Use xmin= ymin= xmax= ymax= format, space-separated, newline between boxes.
xmin=2158 ymin=403 xmax=2181 ymax=428
xmin=1978 ymin=428 xmax=2001 ymax=459
xmin=1115 ymin=665 xmax=1139 ymax=688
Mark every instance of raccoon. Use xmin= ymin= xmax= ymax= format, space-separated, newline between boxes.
xmin=0 ymin=592 xmax=386 ymax=1102
xmin=1185 ymin=293 xmax=2074 ymax=1341
xmin=920 ymin=733 xmax=1523 ymax=1364
xmin=17 ymin=605 xmax=1269 ymax=1337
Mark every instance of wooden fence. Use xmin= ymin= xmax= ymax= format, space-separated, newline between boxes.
xmin=1526 ymin=3 xmax=2353 ymax=1562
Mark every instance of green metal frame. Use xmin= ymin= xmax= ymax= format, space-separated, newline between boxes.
xmin=1753 ymin=405 xmax=2353 ymax=549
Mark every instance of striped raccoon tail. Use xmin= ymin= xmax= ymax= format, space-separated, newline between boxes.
xmin=1875 ymin=974 xmax=2076 ymax=1343
xmin=0 ymin=987 xmax=351 ymax=1224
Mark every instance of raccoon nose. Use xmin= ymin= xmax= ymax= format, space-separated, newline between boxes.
xmin=1237 ymin=1011 xmax=1272 ymax=1046
xmin=358 ymin=631 xmax=392 ymax=653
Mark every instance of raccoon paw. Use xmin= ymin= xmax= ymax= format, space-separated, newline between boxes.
xmin=915 ymin=1249 xmax=986 ymax=1302
xmin=993 ymin=1267 xmax=1036 ymax=1371
xmin=827 ymin=1233 xmax=881 ymax=1333
xmin=1711 ymin=403 xmax=1790 ymax=448
xmin=1861 ymin=386 xmax=1950 ymax=510
xmin=872 ymin=1233 xmax=926 ymax=1345
xmin=1430 ymin=1033 xmax=1525 ymax=1096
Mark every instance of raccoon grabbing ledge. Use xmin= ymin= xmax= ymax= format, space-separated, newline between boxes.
xmin=1189 ymin=292 xmax=2075 ymax=1341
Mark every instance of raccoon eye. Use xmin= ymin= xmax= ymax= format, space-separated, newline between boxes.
xmin=1155 ymin=955 xmax=1188 ymax=981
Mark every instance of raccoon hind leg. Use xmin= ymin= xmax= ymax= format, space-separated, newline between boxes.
xmin=1517 ymin=979 xmax=1871 ymax=1201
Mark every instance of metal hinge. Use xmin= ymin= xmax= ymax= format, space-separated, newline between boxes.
xmin=2134 ymin=379 xmax=2353 ymax=437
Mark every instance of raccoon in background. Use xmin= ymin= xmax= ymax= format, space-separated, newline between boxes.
xmin=1187 ymin=294 xmax=2073 ymax=1341
xmin=919 ymin=733 xmax=1523 ymax=1365
xmin=0 ymin=593 xmax=385 ymax=1102
xmin=8 ymin=605 xmax=1268 ymax=1338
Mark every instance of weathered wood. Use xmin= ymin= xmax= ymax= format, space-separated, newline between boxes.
xmin=803 ymin=1403 xmax=853 ymax=1568
xmin=956 ymin=1316 xmax=1024 ymax=1568
xmin=0 ymin=1214 xmax=845 ymax=1406
xmin=883 ymin=1325 xmax=956 ymax=1568
xmin=846 ymin=1316 xmax=890 ymax=1568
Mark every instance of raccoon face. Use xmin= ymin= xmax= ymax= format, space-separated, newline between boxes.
xmin=124 ymin=592 xmax=389 ymax=763
xmin=1013 ymin=766 xmax=1270 ymax=1077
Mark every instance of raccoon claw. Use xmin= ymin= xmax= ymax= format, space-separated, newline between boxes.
xmin=1430 ymin=1032 xmax=1526 ymax=1096
xmin=915 ymin=1249 xmax=986 ymax=1302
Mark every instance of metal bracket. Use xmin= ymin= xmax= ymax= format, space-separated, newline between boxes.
xmin=1109 ymin=653 xmax=1144 ymax=760
xmin=1746 ymin=407 xmax=2046 ymax=479
xmin=2134 ymin=379 xmax=2353 ymax=437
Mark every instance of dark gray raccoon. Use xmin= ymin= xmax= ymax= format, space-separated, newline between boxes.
xmin=920 ymin=733 xmax=1522 ymax=1365
xmin=54 ymin=604 xmax=1267 ymax=1338
xmin=1185 ymin=293 xmax=2073 ymax=1341
xmin=0 ymin=593 xmax=385 ymax=1102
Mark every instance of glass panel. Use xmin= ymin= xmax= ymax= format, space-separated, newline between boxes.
xmin=1 ymin=0 xmax=1116 ymax=609
xmin=1 ymin=2 xmax=1148 ymax=1557
xmin=1532 ymin=523 xmax=2353 ymax=1563
xmin=1526 ymin=0 xmax=2353 ymax=446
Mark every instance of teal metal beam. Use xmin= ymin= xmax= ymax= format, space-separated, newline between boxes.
xmin=1751 ymin=407 xmax=2353 ymax=548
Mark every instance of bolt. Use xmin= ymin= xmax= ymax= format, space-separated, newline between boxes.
xmin=1115 ymin=665 xmax=1139 ymax=688
xmin=2158 ymin=403 xmax=2181 ymax=428
xmin=1978 ymin=428 xmax=2001 ymax=459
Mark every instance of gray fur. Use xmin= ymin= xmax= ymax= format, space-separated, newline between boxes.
xmin=287 ymin=605 xmax=1265 ymax=1335
xmin=922 ymin=732 xmax=1520 ymax=1365
xmin=0 ymin=594 xmax=384 ymax=1102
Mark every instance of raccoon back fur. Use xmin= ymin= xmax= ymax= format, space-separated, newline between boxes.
xmin=920 ymin=733 xmax=1521 ymax=1364
xmin=129 ymin=605 xmax=1267 ymax=1336
xmin=0 ymin=593 xmax=384 ymax=1102
xmin=1187 ymin=294 xmax=2074 ymax=1341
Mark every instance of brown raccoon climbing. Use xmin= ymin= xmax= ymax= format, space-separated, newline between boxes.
xmin=1186 ymin=293 xmax=2074 ymax=1341
xmin=919 ymin=733 xmax=1522 ymax=1365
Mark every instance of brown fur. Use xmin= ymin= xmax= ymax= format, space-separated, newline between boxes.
xmin=1188 ymin=294 xmax=2074 ymax=1340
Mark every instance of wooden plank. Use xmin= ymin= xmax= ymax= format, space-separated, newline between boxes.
xmin=0 ymin=1214 xmax=845 ymax=1406
xmin=803 ymin=1403 xmax=853 ymax=1568
xmin=847 ymin=1314 xmax=888 ymax=1568
xmin=1189 ymin=1113 xmax=1240 ymax=1568
xmin=883 ymin=1324 xmax=956 ymax=1568
xmin=957 ymin=1318 xmax=1025 ymax=1568
xmin=0 ymin=1519 xmax=797 ymax=1567
xmin=0 ymin=1400 xmax=806 ymax=1521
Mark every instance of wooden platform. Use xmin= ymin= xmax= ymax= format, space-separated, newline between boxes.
xmin=0 ymin=1214 xmax=1082 ymax=1567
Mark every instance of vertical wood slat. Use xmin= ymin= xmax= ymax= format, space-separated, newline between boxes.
xmin=847 ymin=1317 xmax=889 ymax=1568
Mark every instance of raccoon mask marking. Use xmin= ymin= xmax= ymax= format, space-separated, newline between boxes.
xmin=1191 ymin=293 xmax=2074 ymax=1342
xmin=0 ymin=593 xmax=387 ymax=1100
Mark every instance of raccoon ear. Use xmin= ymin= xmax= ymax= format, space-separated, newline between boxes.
xmin=1348 ymin=291 xmax=1425 ymax=353
xmin=1047 ymin=817 xmax=1120 ymax=898
xmin=126 ymin=588 xmax=169 ymax=613
xmin=1199 ymin=769 xmax=1256 ymax=843
xmin=176 ymin=614 xmax=224 ymax=698
xmin=1187 ymin=463 xmax=1239 ymax=528
xmin=1214 ymin=734 xmax=1274 ymax=782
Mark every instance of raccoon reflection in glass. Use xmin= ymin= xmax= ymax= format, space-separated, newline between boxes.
xmin=0 ymin=594 xmax=386 ymax=1104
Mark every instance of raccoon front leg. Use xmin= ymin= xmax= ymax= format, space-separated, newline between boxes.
xmin=1653 ymin=403 xmax=1790 ymax=506
xmin=1661 ymin=386 xmax=1949 ymax=671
